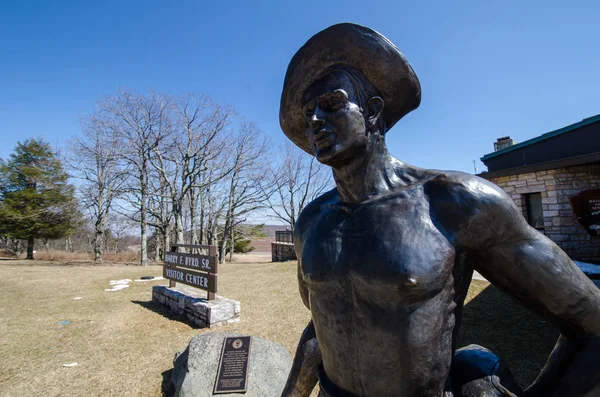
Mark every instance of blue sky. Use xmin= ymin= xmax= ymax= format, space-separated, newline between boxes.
xmin=1 ymin=0 xmax=599 ymax=174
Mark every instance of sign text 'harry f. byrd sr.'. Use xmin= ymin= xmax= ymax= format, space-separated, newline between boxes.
xmin=163 ymin=244 xmax=218 ymax=298
xmin=164 ymin=251 xmax=217 ymax=273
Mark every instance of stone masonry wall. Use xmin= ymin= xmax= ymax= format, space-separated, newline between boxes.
xmin=487 ymin=163 xmax=600 ymax=262
xmin=272 ymin=242 xmax=296 ymax=262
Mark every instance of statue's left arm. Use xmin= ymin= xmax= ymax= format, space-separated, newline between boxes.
xmin=451 ymin=177 xmax=600 ymax=397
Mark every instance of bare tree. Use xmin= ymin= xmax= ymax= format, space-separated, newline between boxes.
xmin=146 ymin=167 xmax=172 ymax=261
xmin=259 ymin=143 xmax=332 ymax=230
xmin=149 ymin=94 xmax=232 ymax=250
xmin=104 ymin=89 xmax=171 ymax=265
xmin=217 ymin=122 xmax=269 ymax=263
xmin=68 ymin=114 xmax=125 ymax=261
xmin=106 ymin=214 xmax=135 ymax=254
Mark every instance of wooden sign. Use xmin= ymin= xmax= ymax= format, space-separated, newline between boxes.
xmin=164 ymin=251 xmax=217 ymax=273
xmin=164 ymin=244 xmax=218 ymax=299
xmin=569 ymin=189 xmax=600 ymax=236
xmin=214 ymin=336 xmax=252 ymax=394
xmin=163 ymin=266 xmax=217 ymax=293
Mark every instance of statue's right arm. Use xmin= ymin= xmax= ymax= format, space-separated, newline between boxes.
xmin=280 ymin=319 xmax=321 ymax=397
xmin=281 ymin=211 xmax=322 ymax=397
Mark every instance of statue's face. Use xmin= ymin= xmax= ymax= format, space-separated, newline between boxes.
xmin=302 ymin=71 xmax=368 ymax=167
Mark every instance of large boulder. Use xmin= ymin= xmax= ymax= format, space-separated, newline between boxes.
xmin=172 ymin=332 xmax=292 ymax=397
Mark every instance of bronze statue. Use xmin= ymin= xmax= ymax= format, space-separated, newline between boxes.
xmin=279 ymin=23 xmax=600 ymax=397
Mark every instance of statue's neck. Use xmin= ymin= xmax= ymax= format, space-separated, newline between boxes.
xmin=332 ymin=134 xmax=419 ymax=204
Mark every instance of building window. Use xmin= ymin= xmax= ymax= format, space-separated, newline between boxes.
xmin=525 ymin=192 xmax=544 ymax=231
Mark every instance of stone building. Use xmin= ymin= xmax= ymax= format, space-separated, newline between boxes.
xmin=479 ymin=114 xmax=600 ymax=262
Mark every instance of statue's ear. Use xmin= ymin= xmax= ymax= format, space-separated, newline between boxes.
xmin=365 ymin=97 xmax=384 ymax=129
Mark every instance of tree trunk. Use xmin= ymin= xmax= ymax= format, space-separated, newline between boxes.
xmin=219 ymin=214 xmax=232 ymax=264
xmin=199 ymin=188 xmax=206 ymax=244
xmin=189 ymin=187 xmax=199 ymax=245
xmin=66 ymin=236 xmax=73 ymax=252
xmin=94 ymin=228 xmax=103 ymax=262
xmin=154 ymin=232 xmax=161 ymax=262
xmin=140 ymin=195 xmax=148 ymax=266
xmin=140 ymin=166 xmax=148 ymax=265
xmin=207 ymin=222 xmax=216 ymax=246
xmin=174 ymin=201 xmax=185 ymax=249
xmin=229 ymin=223 xmax=234 ymax=262
xmin=218 ymin=236 xmax=226 ymax=264
xmin=26 ymin=236 xmax=34 ymax=260
xmin=162 ymin=227 xmax=170 ymax=261
xmin=140 ymin=221 xmax=148 ymax=265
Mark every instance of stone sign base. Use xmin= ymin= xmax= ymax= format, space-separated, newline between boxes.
xmin=152 ymin=285 xmax=240 ymax=328
xmin=272 ymin=241 xmax=296 ymax=262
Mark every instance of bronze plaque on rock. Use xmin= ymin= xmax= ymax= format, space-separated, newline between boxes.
xmin=214 ymin=336 xmax=252 ymax=394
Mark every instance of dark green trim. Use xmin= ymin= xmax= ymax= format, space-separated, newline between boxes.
xmin=481 ymin=114 xmax=600 ymax=162
xmin=477 ymin=152 xmax=600 ymax=180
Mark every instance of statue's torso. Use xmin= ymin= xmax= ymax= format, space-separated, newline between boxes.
xmin=299 ymin=183 xmax=460 ymax=396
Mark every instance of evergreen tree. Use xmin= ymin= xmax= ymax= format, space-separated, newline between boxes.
xmin=0 ymin=138 xmax=80 ymax=259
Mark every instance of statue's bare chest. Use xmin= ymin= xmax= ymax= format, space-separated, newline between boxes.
xmin=300 ymin=190 xmax=455 ymax=298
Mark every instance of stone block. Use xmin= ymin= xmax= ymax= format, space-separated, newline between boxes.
xmin=548 ymin=234 xmax=569 ymax=242
xmin=556 ymin=217 xmax=575 ymax=226
xmin=561 ymin=189 xmax=579 ymax=196
xmin=560 ymin=226 xmax=580 ymax=234
xmin=560 ymin=242 xmax=580 ymax=249
xmin=152 ymin=285 xmax=241 ymax=328
xmin=518 ymin=173 xmax=536 ymax=181
xmin=516 ymin=185 xmax=545 ymax=194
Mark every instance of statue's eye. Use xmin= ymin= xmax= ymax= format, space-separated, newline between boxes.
xmin=327 ymin=97 xmax=344 ymax=111
xmin=303 ymin=104 xmax=315 ymax=120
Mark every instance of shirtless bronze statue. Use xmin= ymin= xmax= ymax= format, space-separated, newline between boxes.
xmin=278 ymin=23 xmax=600 ymax=397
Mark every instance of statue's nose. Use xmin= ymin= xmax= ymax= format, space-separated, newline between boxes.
xmin=308 ymin=109 xmax=326 ymax=130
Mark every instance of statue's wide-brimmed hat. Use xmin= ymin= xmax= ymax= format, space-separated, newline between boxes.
xmin=280 ymin=23 xmax=421 ymax=155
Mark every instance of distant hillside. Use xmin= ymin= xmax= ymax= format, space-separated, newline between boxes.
xmin=246 ymin=224 xmax=291 ymax=253
xmin=249 ymin=224 xmax=290 ymax=238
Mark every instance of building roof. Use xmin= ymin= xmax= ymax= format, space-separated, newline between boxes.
xmin=479 ymin=113 xmax=600 ymax=178
xmin=481 ymin=113 xmax=600 ymax=162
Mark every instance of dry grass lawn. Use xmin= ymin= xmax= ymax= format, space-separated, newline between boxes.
xmin=0 ymin=256 xmax=558 ymax=396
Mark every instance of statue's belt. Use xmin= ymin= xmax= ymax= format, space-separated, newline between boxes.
xmin=317 ymin=365 xmax=357 ymax=397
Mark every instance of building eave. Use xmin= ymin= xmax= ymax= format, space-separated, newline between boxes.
xmin=478 ymin=152 xmax=600 ymax=180
xmin=480 ymin=114 xmax=600 ymax=163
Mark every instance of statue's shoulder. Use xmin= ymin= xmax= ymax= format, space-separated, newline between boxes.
xmin=294 ymin=188 xmax=338 ymax=239
xmin=422 ymin=170 xmax=512 ymax=215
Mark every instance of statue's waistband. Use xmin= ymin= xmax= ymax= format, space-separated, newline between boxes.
xmin=317 ymin=365 xmax=357 ymax=397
